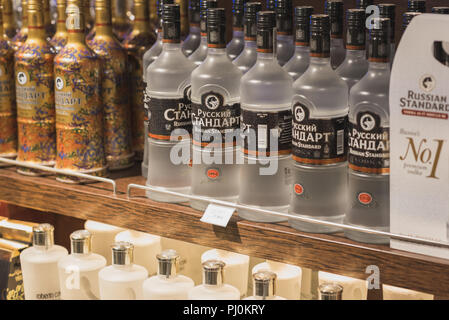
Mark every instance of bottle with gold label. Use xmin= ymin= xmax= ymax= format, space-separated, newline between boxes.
xmin=15 ymin=0 xmax=56 ymax=175
xmin=2 ymin=0 xmax=16 ymax=40
xmin=111 ymin=0 xmax=130 ymax=42
xmin=89 ymin=0 xmax=134 ymax=170
xmin=43 ymin=0 xmax=55 ymax=40
xmin=54 ymin=0 xmax=107 ymax=182
xmin=50 ymin=0 xmax=67 ymax=53
xmin=122 ymin=0 xmax=155 ymax=161
xmin=0 ymin=3 xmax=17 ymax=164
xmin=11 ymin=0 xmax=28 ymax=51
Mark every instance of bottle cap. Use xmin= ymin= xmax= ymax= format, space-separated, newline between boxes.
xmin=202 ymin=260 xmax=225 ymax=285
xmin=310 ymin=14 xmax=330 ymax=58
xmin=70 ymin=230 xmax=92 ymax=254
xmin=200 ymin=0 xmax=218 ymax=34
xmin=408 ymin=0 xmax=426 ymax=13
xmin=432 ymin=7 xmax=449 ymax=14
xmin=319 ymin=283 xmax=343 ymax=300
xmin=266 ymin=0 xmax=275 ymax=12
xmin=157 ymin=249 xmax=180 ymax=278
xmin=244 ymin=2 xmax=262 ymax=40
xmin=158 ymin=0 xmax=175 ymax=18
xmin=253 ymin=271 xmax=277 ymax=299
xmin=111 ymin=241 xmax=134 ymax=266
xmin=294 ymin=6 xmax=314 ymax=46
xmin=32 ymin=223 xmax=55 ymax=248
xmin=403 ymin=12 xmax=421 ymax=30
xmin=207 ymin=8 xmax=226 ymax=48
xmin=356 ymin=0 xmax=373 ymax=10
xmin=325 ymin=0 xmax=344 ymax=38
xmin=189 ymin=0 xmax=201 ymax=24
xmin=378 ymin=4 xmax=396 ymax=41
xmin=232 ymin=0 xmax=247 ymax=28
xmin=275 ymin=0 xmax=293 ymax=35
xmin=256 ymin=11 xmax=276 ymax=53
xmin=369 ymin=17 xmax=390 ymax=62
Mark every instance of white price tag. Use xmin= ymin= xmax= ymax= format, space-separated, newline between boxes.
xmin=200 ymin=204 xmax=236 ymax=228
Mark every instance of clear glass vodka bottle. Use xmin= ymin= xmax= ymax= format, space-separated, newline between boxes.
xmin=188 ymin=0 xmax=218 ymax=67
xmin=344 ymin=18 xmax=391 ymax=244
xmin=325 ymin=0 xmax=345 ymax=69
xmin=336 ymin=9 xmax=368 ymax=91
xmin=243 ymin=271 xmax=287 ymax=300
xmin=233 ymin=2 xmax=262 ymax=74
xmin=238 ymin=11 xmax=292 ymax=223
xmin=145 ymin=4 xmax=196 ymax=203
xmin=142 ymin=0 xmax=174 ymax=178
xmin=283 ymin=6 xmax=313 ymax=81
xmin=190 ymin=8 xmax=243 ymax=210
xmin=274 ymin=0 xmax=294 ymax=66
xmin=379 ymin=4 xmax=396 ymax=64
xmin=289 ymin=14 xmax=348 ymax=233
xmin=226 ymin=0 xmax=246 ymax=61
xmin=182 ymin=0 xmax=201 ymax=57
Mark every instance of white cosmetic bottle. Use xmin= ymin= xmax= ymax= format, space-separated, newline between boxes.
xmin=252 ymin=260 xmax=302 ymax=300
xmin=58 ymin=230 xmax=107 ymax=300
xmin=188 ymin=260 xmax=241 ymax=300
xmin=98 ymin=242 xmax=148 ymax=300
xmin=319 ymin=282 xmax=343 ymax=300
xmin=20 ymin=224 xmax=68 ymax=300
xmin=201 ymin=249 xmax=249 ymax=297
xmin=318 ymin=271 xmax=367 ymax=300
xmin=244 ymin=271 xmax=286 ymax=300
xmin=115 ymin=229 xmax=161 ymax=275
xmin=84 ymin=220 xmax=123 ymax=265
xmin=143 ymin=249 xmax=194 ymax=300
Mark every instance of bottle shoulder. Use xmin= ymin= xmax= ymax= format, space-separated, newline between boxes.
xmin=188 ymin=284 xmax=241 ymax=300
xmin=99 ymin=264 xmax=148 ymax=282
xmin=143 ymin=275 xmax=194 ymax=290
xmin=58 ymin=253 xmax=106 ymax=271
xmin=21 ymin=245 xmax=68 ymax=264
xmin=115 ymin=230 xmax=161 ymax=247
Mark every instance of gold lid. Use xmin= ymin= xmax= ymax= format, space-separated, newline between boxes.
xmin=32 ymin=223 xmax=55 ymax=248
xmin=202 ymin=260 xmax=225 ymax=286
xmin=0 ymin=218 xmax=37 ymax=244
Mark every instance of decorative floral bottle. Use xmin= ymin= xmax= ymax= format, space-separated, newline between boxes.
xmin=12 ymin=0 xmax=28 ymax=51
xmin=43 ymin=0 xmax=54 ymax=40
xmin=49 ymin=0 xmax=68 ymax=53
xmin=2 ymin=0 xmax=16 ymax=40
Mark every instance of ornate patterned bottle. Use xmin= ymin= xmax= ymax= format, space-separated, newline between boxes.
xmin=0 ymin=3 xmax=17 ymax=164
xmin=2 ymin=0 xmax=16 ymax=40
xmin=15 ymin=0 xmax=56 ymax=175
xmin=43 ymin=0 xmax=55 ymax=40
xmin=11 ymin=0 xmax=28 ymax=51
xmin=50 ymin=0 xmax=68 ymax=53
xmin=122 ymin=0 xmax=155 ymax=161
xmin=111 ymin=0 xmax=130 ymax=42
xmin=54 ymin=0 xmax=106 ymax=182
xmin=89 ymin=0 xmax=134 ymax=171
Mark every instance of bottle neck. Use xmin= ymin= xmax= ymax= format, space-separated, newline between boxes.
xmin=3 ymin=0 xmax=14 ymax=30
xmin=133 ymin=2 xmax=150 ymax=33
xmin=277 ymin=34 xmax=293 ymax=42
xmin=295 ymin=45 xmax=310 ymax=53
xmin=368 ymin=60 xmax=390 ymax=71
xmin=207 ymin=47 xmax=227 ymax=57
xmin=43 ymin=0 xmax=51 ymax=28
xmin=346 ymin=49 xmax=366 ymax=59
xmin=55 ymin=4 xmax=67 ymax=33
xmin=232 ymin=29 xmax=244 ymax=39
xmin=95 ymin=6 xmax=114 ymax=37
xmin=245 ymin=40 xmax=256 ymax=48
xmin=27 ymin=8 xmax=46 ymax=39
xmin=111 ymin=0 xmax=128 ymax=24
xmin=310 ymin=56 xmax=332 ymax=67
xmin=67 ymin=12 xmax=86 ymax=44
xmin=331 ymin=37 xmax=344 ymax=47
xmin=189 ymin=25 xmax=200 ymax=34
xmin=257 ymin=51 xmax=276 ymax=61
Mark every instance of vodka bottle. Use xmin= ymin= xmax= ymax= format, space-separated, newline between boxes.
xmin=266 ymin=0 xmax=275 ymax=12
xmin=145 ymin=4 xmax=195 ymax=203
xmin=336 ymin=9 xmax=368 ymax=91
xmin=344 ymin=18 xmax=391 ymax=244
xmin=15 ymin=0 xmax=56 ymax=176
xmin=190 ymin=8 xmax=243 ymax=210
xmin=408 ymin=0 xmax=426 ymax=13
xmin=283 ymin=6 xmax=314 ymax=81
xmin=142 ymin=249 xmax=195 ymax=299
xmin=98 ymin=242 xmax=148 ymax=300
xmin=274 ymin=0 xmax=294 ymax=66
xmin=141 ymin=0 xmax=174 ymax=178
xmin=43 ymin=0 xmax=54 ymax=40
xmin=378 ymin=4 xmax=396 ymax=64
xmin=115 ymin=229 xmax=161 ymax=275
xmin=188 ymin=260 xmax=241 ymax=300
xmin=244 ymin=271 xmax=286 ymax=300
xmin=111 ymin=0 xmax=131 ymax=42
xmin=325 ymin=0 xmax=345 ymax=70
xmin=289 ymin=14 xmax=348 ymax=233
xmin=58 ymin=230 xmax=106 ymax=300
xmin=188 ymin=0 xmax=217 ymax=66
xmin=2 ymin=0 xmax=16 ymax=40
xmin=182 ymin=0 xmax=201 ymax=57
xmin=49 ymin=0 xmax=68 ymax=53
xmin=12 ymin=0 xmax=28 ymax=51
xmin=238 ymin=11 xmax=293 ymax=223
xmin=318 ymin=283 xmax=343 ymax=300
xmin=233 ymin=2 xmax=262 ymax=74
xmin=226 ymin=0 xmax=246 ymax=61
xmin=432 ymin=7 xmax=449 ymax=67
xmin=84 ymin=220 xmax=124 ymax=265
xmin=20 ymin=224 xmax=68 ymax=300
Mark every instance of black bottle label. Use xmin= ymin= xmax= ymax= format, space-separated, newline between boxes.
xmin=192 ymin=91 xmax=240 ymax=147
xmin=241 ymin=109 xmax=292 ymax=156
xmin=148 ymin=86 xmax=192 ymax=141
xmin=292 ymin=103 xmax=348 ymax=164
xmin=348 ymin=111 xmax=390 ymax=174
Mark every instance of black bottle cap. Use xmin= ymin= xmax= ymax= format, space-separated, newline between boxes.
xmin=207 ymin=8 xmax=226 ymax=48
xmin=189 ymin=0 xmax=201 ymax=25
xmin=158 ymin=0 xmax=175 ymax=18
xmin=356 ymin=0 xmax=373 ymax=10
xmin=244 ymin=2 xmax=262 ymax=40
xmin=407 ymin=0 xmax=426 ymax=13
xmin=233 ymin=0 xmax=247 ymax=29
xmin=378 ymin=4 xmax=396 ymax=41
xmin=267 ymin=0 xmax=275 ymax=11
xmin=162 ymin=4 xmax=181 ymax=43
xmin=256 ymin=11 xmax=276 ymax=53
xmin=275 ymin=0 xmax=293 ymax=35
xmin=346 ymin=9 xmax=366 ymax=50
xmin=325 ymin=0 xmax=344 ymax=38
xmin=294 ymin=6 xmax=314 ymax=46
xmin=200 ymin=0 xmax=218 ymax=34
xmin=369 ymin=17 xmax=390 ymax=62
xmin=310 ymin=14 xmax=331 ymax=57
xmin=432 ymin=7 xmax=449 ymax=14
xmin=402 ymin=12 xmax=421 ymax=30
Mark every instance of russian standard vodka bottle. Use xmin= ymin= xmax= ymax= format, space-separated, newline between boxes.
xmin=98 ymin=242 xmax=148 ymax=300
xmin=188 ymin=0 xmax=218 ymax=66
xmin=142 ymin=249 xmax=195 ymax=299
xmin=289 ymin=14 xmax=348 ymax=233
xmin=141 ymin=0 xmax=174 ymax=178
xmin=20 ymin=224 xmax=68 ymax=300
xmin=378 ymin=4 xmax=396 ymax=64
xmin=145 ymin=4 xmax=195 ymax=203
xmin=182 ymin=0 xmax=201 ymax=57
xmin=319 ymin=283 xmax=343 ymax=300
xmin=325 ymin=0 xmax=345 ymax=70
xmin=244 ymin=271 xmax=286 ymax=300
xmin=226 ymin=0 xmax=246 ymax=61
xmin=408 ymin=0 xmax=426 ymax=13
xmin=190 ymin=8 xmax=243 ymax=210
xmin=188 ymin=260 xmax=241 ymax=300
xmin=58 ymin=230 xmax=106 ymax=300
xmin=238 ymin=11 xmax=293 ymax=223
xmin=233 ymin=2 xmax=262 ymax=74
xmin=274 ymin=0 xmax=294 ymax=66
xmin=344 ymin=18 xmax=391 ymax=244
xmin=49 ymin=0 xmax=68 ymax=53
xmin=336 ymin=9 xmax=368 ymax=91
xmin=283 ymin=6 xmax=313 ymax=81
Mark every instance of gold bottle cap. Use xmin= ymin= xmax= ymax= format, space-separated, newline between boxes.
xmin=157 ymin=249 xmax=180 ymax=278
xmin=319 ymin=283 xmax=343 ymax=300
xmin=70 ymin=230 xmax=92 ymax=254
xmin=253 ymin=271 xmax=277 ymax=299
xmin=202 ymin=260 xmax=225 ymax=286
xmin=32 ymin=223 xmax=55 ymax=248
xmin=111 ymin=241 xmax=134 ymax=266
